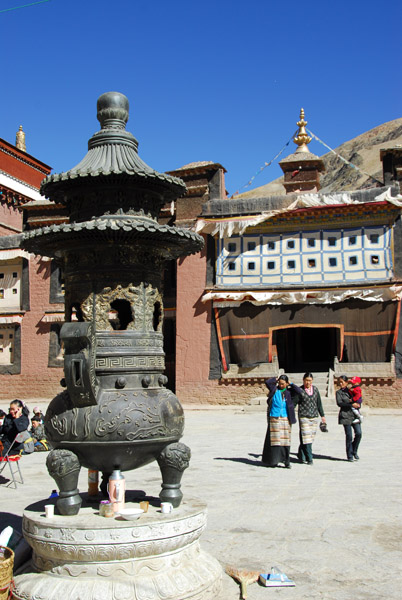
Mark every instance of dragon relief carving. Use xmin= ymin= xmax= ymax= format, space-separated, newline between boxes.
xmin=93 ymin=393 xmax=173 ymax=440
xmin=49 ymin=414 xmax=68 ymax=437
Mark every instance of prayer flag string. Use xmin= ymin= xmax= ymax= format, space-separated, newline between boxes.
xmin=230 ymin=132 xmax=296 ymax=198
xmin=307 ymin=128 xmax=383 ymax=185
xmin=0 ymin=0 xmax=51 ymax=14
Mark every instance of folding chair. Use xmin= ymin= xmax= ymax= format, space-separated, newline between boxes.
xmin=0 ymin=432 xmax=25 ymax=488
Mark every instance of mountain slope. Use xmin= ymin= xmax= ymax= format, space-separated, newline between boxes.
xmin=236 ymin=117 xmax=402 ymax=199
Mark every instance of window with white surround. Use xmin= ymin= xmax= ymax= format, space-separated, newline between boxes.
xmin=215 ymin=225 xmax=392 ymax=287
xmin=0 ymin=262 xmax=22 ymax=309
xmin=0 ymin=326 xmax=14 ymax=365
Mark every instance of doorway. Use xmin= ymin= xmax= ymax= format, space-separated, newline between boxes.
xmin=273 ymin=326 xmax=339 ymax=373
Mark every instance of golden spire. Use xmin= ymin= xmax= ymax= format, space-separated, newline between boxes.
xmin=15 ymin=125 xmax=26 ymax=152
xmin=293 ymin=108 xmax=312 ymax=153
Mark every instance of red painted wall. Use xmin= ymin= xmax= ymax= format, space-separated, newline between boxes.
xmin=0 ymin=141 xmax=60 ymax=402
xmin=0 ymin=255 xmax=63 ymax=402
xmin=0 ymin=201 xmax=23 ymax=233
xmin=175 ymin=238 xmax=212 ymax=401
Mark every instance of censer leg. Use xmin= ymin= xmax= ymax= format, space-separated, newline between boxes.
xmin=156 ymin=442 xmax=191 ymax=508
xmin=46 ymin=449 xmax=82 ymax=515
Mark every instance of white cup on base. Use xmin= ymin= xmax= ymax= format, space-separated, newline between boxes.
xmin=160 ymin=502 xmax=173 ymax=514
xmin=45 ymin=504 xmax=54 ymax=518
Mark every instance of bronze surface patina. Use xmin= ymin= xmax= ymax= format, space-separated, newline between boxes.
xmin=22 ymin=92 xmax=204 ymax=515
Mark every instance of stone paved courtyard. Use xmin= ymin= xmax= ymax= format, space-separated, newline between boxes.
xmin=1 ymin=407 xmax=401 ymax=599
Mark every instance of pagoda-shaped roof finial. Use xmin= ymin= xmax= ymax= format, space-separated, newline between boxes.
xmin=293 ymin=108 xmax=312 ymax=153
xmin=279 ymin=107 xmax=324 ymax=194
xmin=16 ymin=125 xmax=26 ymax=152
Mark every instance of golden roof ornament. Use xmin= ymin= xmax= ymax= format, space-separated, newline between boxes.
xmin=16 ymin=125 xmax=26 ymax=152
xmin=293 ymin=108 xmax=312 ymax=153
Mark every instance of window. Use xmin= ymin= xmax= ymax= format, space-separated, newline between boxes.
xmin=228 ymin=262 xmax=236 ymax=271
xmin=349 ymin=236 xmax=357 ymax=246
xmin=247 ymin=262 xmax=255 ymax=271
xmin=287 ymin=240 xmax=295 ymax=249
xmin=48 ymin=323 xmax=64 ymax=367
xmin=349 ymin=256 xmax=357 ymax=265
xmin=0 ymin=324 xmax=20 ymax=374
xmin=0 ymin=262 xmax=22 ymax=308
xmin=371 ymin=255 xmax=379 ymax=264
xmin=247 ymin=242 xmax=256 ymax=251
xmin=288 ymin=260 xmax=296 ymax=269
xmin=370 ymin=234 xmax=379 ymax=244
xmin=308 ymin=239 xmax=316 ymax=248
xmin=0 ymin=274 xmax=3 ymax=279
xmin=267 ymin=261 xmax=275 ymax=270
xmin=0 ymin=326 xmax=15 ymax=366
xmin=328 ymin=237 xmax=336 ymax=246
xmin=329 ymin=257 xmax=337 ymax=267
xmin=50 ymin=261 xmax=65 ymax=304
xmin=267 ymin=241 xmax=275 ymax=251
xmin=308 ymin=259 xmax=316 ymax=268
xmin=228 ymin=243 xmax=236 ymax=253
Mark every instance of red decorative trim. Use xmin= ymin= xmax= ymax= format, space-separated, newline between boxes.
xmin=393 ymin=300 xmax=401 ymax=352
xmin=220 ymin=333 xmax=270 ymax=341
xmin=214 ymin=307 xmax=228 ymax=371
xmin=344 ymin=330 xmax=394 ymax=336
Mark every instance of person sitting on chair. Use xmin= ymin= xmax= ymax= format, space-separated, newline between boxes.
xmin=0 ymin=400 xmax=30 ymax=456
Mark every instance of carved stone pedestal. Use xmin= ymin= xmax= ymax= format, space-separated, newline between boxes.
xmin=13 ymin=498 xmax=222 ymax=600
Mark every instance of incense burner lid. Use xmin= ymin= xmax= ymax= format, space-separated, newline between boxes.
xmin=40 ymin=92 xmax=186 ymax=202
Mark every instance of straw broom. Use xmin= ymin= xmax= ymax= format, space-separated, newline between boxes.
xmin=225 ymin=565 xmax=260 ymax=599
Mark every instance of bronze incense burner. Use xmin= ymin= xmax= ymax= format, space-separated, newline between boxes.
xmin=22 ymin=92 xmax=203 ymax=514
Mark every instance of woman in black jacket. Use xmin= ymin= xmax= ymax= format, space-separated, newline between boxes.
xmin=0 ymin=399 xmax=30 ymax=456
xmin=262 ymin=375 xmax=303 ymax=468
xmin=336 ymin=375 xmax=362 ymax=462
xmin=296 ymin=372 xmax=326 ymax=465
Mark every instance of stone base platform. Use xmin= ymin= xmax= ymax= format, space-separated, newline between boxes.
xmin=13 ymin=497 xmax=222 ymax=600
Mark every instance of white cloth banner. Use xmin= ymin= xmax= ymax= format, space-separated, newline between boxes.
xmin=0 ymin=249 xmax=31 ymax=261
xmin=41 ymin=313 xmax=65 ymax=323
xmin=195 ymin=188 xmax=402 ymax=238
xmin=202 ymin=285 xmax=402 ymax=306
xmin=0 ymin=315 xmax=23 ymax=324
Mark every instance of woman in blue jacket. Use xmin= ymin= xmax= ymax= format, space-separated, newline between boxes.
xmin=262 ymin=375 xmax=303 ymax=468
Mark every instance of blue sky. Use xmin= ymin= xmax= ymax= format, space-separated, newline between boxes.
xmin=1 ymin=0 xmax=400 ymax=196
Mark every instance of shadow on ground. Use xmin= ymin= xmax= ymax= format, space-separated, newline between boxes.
xmin=214 ymin=452 xmax=349 ymax=466
xmin=0 ymin=512 xmax=22 ymax=532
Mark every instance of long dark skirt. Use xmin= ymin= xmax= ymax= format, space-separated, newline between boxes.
xmin=262 ymin=416 xmax=291 ymax=467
